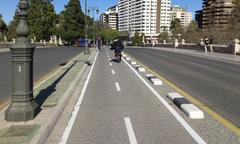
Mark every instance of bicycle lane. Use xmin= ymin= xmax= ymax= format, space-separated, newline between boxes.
xmin=61 ymin=47 xmax=204 ymax=144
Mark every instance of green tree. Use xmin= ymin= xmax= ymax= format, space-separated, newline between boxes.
xmin=170 ymin=18 xmax=183 ymax=36
xmin=158 ymin=32 xmax=169 ymax=43
xmin=183 ymin=21 xmax=202 ymax=43
xmin=100 ymin=28 xmax=119 ymax=42
xmin=7 ymin=9 xmax=19 ymax=41
xmin=132 ymin=32 xmax=143 ymax=46
xmin=0 ymin=14 xmax=7 ymax=41
xmin=59 ymin=0 xmax=85 ymax=43
xmin=28 ymin=0 xmax=57 ymax=41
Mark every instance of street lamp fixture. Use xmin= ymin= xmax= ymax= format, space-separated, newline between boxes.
xmin=5 ymin=0 xmax=38 ymax=122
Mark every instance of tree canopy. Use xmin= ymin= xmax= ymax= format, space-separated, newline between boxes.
xmin=170 ymin=18 xmax=183 ymax=36
xmin=132 ymin=32 xmax=144 ymax=46
xmin=28 ymin=0 xmax=57 ymax=41
xmin=100 ymin=28 xmax=119 ymax=42
xmin=0 ymin=14 xmax=7 ymax=41
xmin=58 ymin=0 xmax=85 ymax=43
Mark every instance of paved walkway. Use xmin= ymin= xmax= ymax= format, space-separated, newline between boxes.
xmin=147 ymin=47 xmax=240 ymax=64
xmin=46 ymin=47 xmax=239 ymax=144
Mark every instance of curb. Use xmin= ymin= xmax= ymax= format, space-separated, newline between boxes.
xmin=167 ymin=93 xmax=204 ymax=119
xmin=123 ymin=54 xmax=163 ymax=86
xmin=30 ymin=51 xmax=97 ymax=144
xmin=146 ymin=74 xmax=163 ymax=86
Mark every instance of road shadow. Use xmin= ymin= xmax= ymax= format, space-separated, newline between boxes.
xmin=110 ymin=58 xmax=121 ymax=63
xmin=34 ymin=61 xmax=77 ymax=115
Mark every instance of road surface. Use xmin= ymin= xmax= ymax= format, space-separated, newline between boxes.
xmin=0 ymin=47 xmax=84 ymax=104
xmin=125 ymin=47 xmax=240 ymax=127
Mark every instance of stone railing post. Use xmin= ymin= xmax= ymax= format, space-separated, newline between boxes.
xmin=163 ymin=40 xmax=166 ymax=44
xmin=233 ymin=39 xmax=240 ymax=55
xmin=200 ymin=39 xmax=204 ymax=46
xmin=181 ymin=39 xmax=185 ymax=45
xmin=174 ymin=39 xmax=179 ymax=48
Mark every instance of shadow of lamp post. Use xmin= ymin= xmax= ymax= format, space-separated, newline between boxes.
xmin=5 ymin=0 xmax=38 ymax=122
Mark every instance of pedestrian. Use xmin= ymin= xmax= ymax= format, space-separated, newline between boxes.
xmin=204 ymin=36 xmax=209 ymax=53
xmin=97 ymin=37 xmax=102 ymax=52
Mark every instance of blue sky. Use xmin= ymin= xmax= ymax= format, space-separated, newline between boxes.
xmin=0 ymin=0 xmax=202 ymax=24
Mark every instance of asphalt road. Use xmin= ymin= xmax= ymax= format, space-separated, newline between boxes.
xmin=0 ymin=47 xmax=84 ymax=103
xmin=125 ymin=48 xmax=240 ymax=127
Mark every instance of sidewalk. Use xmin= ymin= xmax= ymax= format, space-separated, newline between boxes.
xmin=0 ymin=49 xmax=97 ymax=144
xmin=132 ymin=46 xmax=240 ymax=64
xmin=47 ymin=47 xmax=239 ymax=144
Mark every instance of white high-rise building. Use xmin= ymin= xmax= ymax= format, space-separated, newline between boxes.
xmin=170 ymin=5 xmax=193 ymax=29
xmin=100 ymin=5 xmax=119 ymax=30
xmin=118 ymin=0 xmax=171 ymax=41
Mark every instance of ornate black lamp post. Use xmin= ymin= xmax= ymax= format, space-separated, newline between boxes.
xmin=84 ymin=0 xmax=90 ymax=54
xmin=88 ymin=6 xmax=99 ymax=47
xmin=5 ymin=0 xmax=38 ymax=122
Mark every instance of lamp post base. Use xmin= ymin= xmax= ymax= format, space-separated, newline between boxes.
xmin=5 ymin=100 xmax=39 ymax=122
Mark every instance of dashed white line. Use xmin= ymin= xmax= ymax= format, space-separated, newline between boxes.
xmin=112 ymin=70 xmax=115 ymax=75
xmin=110 ymin=63 xmax=112 ymax=66
xmin=115 ymin=82 xmax=121 ymax=91
xmin=59 ymin=53 xmax=98 ymax=144
xmin=122 ymin=58 xmax=207 ymax=144
xmin=124 ymin=117 xmax=138 ymax=144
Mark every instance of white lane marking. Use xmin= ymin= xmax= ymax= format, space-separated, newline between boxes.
xmin=110 ymin=63 xmax=112 ymax=66
xmin=112 ymin=69 xmax=115 ymax=75
xmin=59 ymin=53 xmax=98 ymax=144
xmin=122 ymin=58 xmax=207 ymax=144
xmin=115 ymin=82 xmax=121 ymax=92
xmin=124 ymin=117 xmax=138 ymax=144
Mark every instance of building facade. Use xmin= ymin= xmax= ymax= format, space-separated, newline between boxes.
xmin=118 ymin=0 xmax=171 ymax=40
xmin=100 ymin=5 xmax=119 ymax=30
xmin=170 ymin=5 xmax=192 ymax=29
xmin=201 ymin=0 xmax=233 ymax=29
xmin=195 ymin=10 xmax=203 ymax=28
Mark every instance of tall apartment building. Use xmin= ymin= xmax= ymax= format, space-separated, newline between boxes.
xmin=195 ymin=10 xmax=203 ymax=28
xmin=118 ymin=0 xmax=171 ymax=40
xmin=202 ymin=0 xmax=233 ymax=29
xmin=100 ymin=5 xmax=119 ymax=30
xmin=170 ymin=5 xmax=192 ymax=29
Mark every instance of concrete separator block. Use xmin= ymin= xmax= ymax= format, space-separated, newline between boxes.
xmin=135 ymin=65 xmax=141 ymax=68
xmin=181 ymin=104 xmax=204 ymax=119
xmin=167 ymin=92 xmax=183 ymax=101
xmin=126 ymin=57 xmax=130 ymax=61
xmin=150 ymin=78 xmax=163 ymax=85
xmin=146 ymin=74 xmax=154 ymax=78
xmin=123 ymin=54 xmax=127 ymax=57
xmin=131 ymin=61 xmax=137 ymax=65
xmin=173 ymin=98 xmax=191 ymax=108
xmin=137 ymin=67 xmax=146 ymax=72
